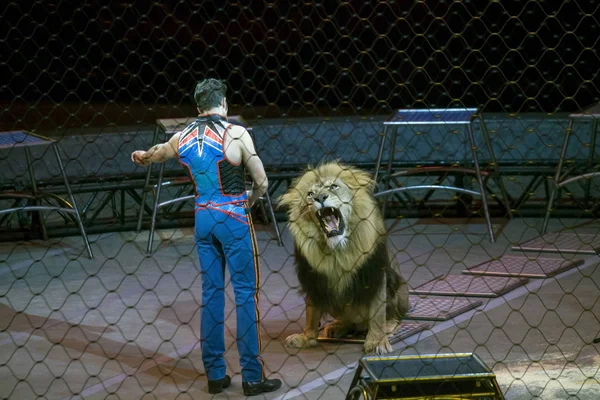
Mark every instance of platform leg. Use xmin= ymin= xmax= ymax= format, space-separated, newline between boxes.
xmin=542 ymin=118 xmax=573 ymax=235
xmin=25 ymin=147 xmax=48 ymax=241
xmin=147 ymin=162 xmax=165 ymax=254
xmin=53 ymin=144 xmax=94 ymax=259
xmin=467 ymin=123 xmax=495 ymax=243
xmin=264 ymin=189 xmax=283 ymax=246
xmin=137 ymin=125 xmax=161 ymax=232
xmin=479 ymin=115 xmax=513 ymax=219
xmin=584 ymin=119 xmax=598 ymax=209
xmin=345 ymin=364 xmax=366 ymax=400
xmin=381 ymin=127 xmax=397 ymax=218
xmin=373 ymin=125 xmax=388 ymax=184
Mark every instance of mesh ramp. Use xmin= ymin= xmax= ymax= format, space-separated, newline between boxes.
xmin=405 ymin=295 xmax=483 ymax=321
xmin=512 ymin=232 xmax=600 ymax=255
xmin=410 ymin=274 xmax=529 ymax=298
xmin=463 ymin=255 xmax=584 ymax=278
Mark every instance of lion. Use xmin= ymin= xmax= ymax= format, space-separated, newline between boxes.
xmin=278 ymin=161 xmax=410 ymax=355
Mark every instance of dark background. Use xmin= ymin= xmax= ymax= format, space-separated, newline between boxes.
xmin=1 ymin=0 xmax=599 ymax=129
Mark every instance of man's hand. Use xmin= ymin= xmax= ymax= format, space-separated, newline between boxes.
xmin=246 ymin=189 xmax=263 ymax=209
xmin=131 ymin=151 xmax=150 ymax=166
xmin=246 ymin=190 xmax=258 ymax=208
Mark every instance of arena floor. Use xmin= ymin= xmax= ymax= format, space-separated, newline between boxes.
xmin=1 ymin=216 xmax=600 ymax=399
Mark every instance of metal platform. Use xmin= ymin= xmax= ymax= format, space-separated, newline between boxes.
xmin=0 ymin=131 xmax=93 ymax=258
xmin=463 ymin=255 xmax=585 ymax=278
xmin=373 ymin=107 xmax=512 ymax=244
xmin=317 ymin=321 xmax=429 ymax=345
xmin=405 ymin=295 xmax=482 ymax=321
xmin=0 ymin=131 xmax=53 ymax=148
xmin=409 ymin=274 xmax=529 ymax=298
xmin=542 ymin=101 xmax=600 ymax=235
xmin=383 ymin=108 xmax=479 ymax=125
xmin=512 ymin=231 xmax=600 ymax=255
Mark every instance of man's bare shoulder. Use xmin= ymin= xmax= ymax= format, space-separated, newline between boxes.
xmin=226 ymin=123 xmax=248 ymax=139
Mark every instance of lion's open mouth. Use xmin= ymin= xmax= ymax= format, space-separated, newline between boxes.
xmin=316 ymin=207 xmax=345 ymax=237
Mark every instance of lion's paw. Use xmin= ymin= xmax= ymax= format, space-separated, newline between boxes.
xmin=285 ymin=333 xmax=317 ymax=349
xmin=364 ymin=335 xmax=393 ymax=355
xmin=323 ymin=321 xmax=352 ymax=338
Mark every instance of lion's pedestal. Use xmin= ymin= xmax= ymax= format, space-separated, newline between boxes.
xmin=345 ymin=353 xmax=504 ymax=400
xmin=317 ymin=321 xmax=429 ymax=346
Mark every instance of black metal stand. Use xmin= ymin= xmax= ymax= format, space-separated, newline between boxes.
xmin=0 ymin=131 xmax=93 ymax=259
xmin=373 ymin=108 xmax=512 ymax=243
xmin=542 ymin=102 xmax=600 ymax=235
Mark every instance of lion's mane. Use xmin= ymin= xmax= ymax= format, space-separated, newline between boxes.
xmin=278 ymin=161 xmax=388 ymax=285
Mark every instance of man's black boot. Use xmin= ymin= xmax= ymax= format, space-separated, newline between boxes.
xmin=208 ymin=375 xmax=231 ymax=394
xmin=242 ymin=378 xmax=282 ymax=396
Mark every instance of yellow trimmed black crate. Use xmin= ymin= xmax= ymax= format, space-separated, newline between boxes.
xmin=346 ymin=353 xmax=504 ymax=400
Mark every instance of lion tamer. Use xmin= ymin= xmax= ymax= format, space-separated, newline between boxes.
xmin=279 ymin=161 xmax=410 ymax=355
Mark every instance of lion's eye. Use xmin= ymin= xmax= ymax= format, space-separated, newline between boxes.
xmin=307 ymin=191 xmax=315 ymax=198
xmin=329 ymin=184 xmax=338 ymax=190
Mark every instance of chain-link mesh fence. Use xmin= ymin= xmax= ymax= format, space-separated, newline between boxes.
xmin=2 ymin=1 xmax=600 ymax=399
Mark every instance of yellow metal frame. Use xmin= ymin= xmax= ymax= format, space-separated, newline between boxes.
xmin=360 ymin=353 xmax=495 ymax=384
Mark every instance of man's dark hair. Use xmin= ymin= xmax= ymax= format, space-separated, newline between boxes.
xmin=194 ymin=78 xmax=227 ymax=112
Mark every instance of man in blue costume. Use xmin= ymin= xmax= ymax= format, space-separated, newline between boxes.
xmin=131 ymin=78 xmax=282 ymax=396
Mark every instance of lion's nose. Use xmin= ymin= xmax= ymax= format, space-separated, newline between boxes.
xmin=315 ymin=193 xmax=329 ymax=204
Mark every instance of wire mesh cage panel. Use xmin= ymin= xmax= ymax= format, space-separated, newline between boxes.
xmin=1 ymin=2 xmax=600 ymax=399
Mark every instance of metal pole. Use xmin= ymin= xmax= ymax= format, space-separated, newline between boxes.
xmin=584 ymin=119 xmax=598 ymax=208
xmin=345 ymin=363 xmax=365 ymax=400
xmin=541 ymin=118 xmax=573 ymax=235
xmin=467 ymin=123 xmax=495 ymax=243
xmin=120 ymin=188 xmax=125 ymax=225
xmin=381 ymin=127 xmax=398 ymax=218
xmin=137 ymin=125 xmax=161 ymax=232
xmin=373 ymin=125 xmax=388 ymax=184
xmin=264 ymin=190 xmax=283 ymax=246
xmin=479 ymin=114 xmax=513 ymax=219
xmin=25 ymin=146 xmax=48 ymax=240
xmin=53 ymin=144 xmax=94 ymax=259
xmin=147 ymin=162 xmax=165 ymax=254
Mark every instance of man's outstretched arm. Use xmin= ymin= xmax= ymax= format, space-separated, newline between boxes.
xmin=131 ymin=133 xmax=180 ymax=166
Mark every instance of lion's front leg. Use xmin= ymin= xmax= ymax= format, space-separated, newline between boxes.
xmin=364 ymin=274 xmax=393 ymax=355
xmin=286 ymin=297 xmax=321 ymax=349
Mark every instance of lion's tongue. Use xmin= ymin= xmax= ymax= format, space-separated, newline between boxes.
xmin=326 ymin=216 xmax=337 ymax=230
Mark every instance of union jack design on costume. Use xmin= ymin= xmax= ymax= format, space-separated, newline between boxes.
xmin=177 ymin=115 xmax=247 ymax=207
xmin=202 ymin=125 xmax=223 ymax=152
xmin=179 ymin=126 xmax=198 ymax=150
